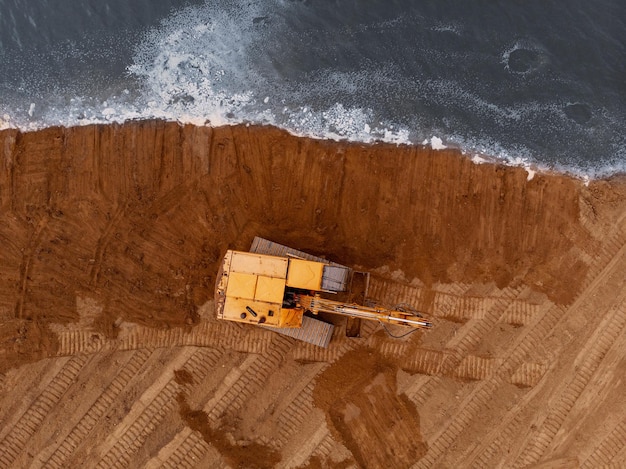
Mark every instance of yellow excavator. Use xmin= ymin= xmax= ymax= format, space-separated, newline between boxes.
xmin=215 ymin=237 xmax=432 ymax=347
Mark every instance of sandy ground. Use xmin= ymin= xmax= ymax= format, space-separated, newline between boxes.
xmin=0 ymin=120 xmax=625 ymax=468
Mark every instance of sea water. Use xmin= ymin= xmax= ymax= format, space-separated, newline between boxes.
xmin=0 ymin=0 xmax=624 ymax=177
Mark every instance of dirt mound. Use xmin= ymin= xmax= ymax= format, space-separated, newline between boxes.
xmin=314 ymin=348 xmax=427 ymax=468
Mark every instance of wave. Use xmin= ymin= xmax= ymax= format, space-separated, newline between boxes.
xmin=1 ymin=0 xmax=624 ymax=179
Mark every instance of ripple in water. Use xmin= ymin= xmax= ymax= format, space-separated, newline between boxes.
xmin=564 ymin=103 xmax=592 ymax=125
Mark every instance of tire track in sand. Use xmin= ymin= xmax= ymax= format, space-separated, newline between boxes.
xmin=510 ymin=240 xmax=626 ymax=468
xmin=0 ymin=354 xmax=90 ymax=468
xmin=53 ymin=318 xmax=273 ymax=357
xmin=142 ymin=348 xmax=227 ymax=469
xmin=36 ymin=349 xmax=153 ymax=469
xmin=582 ymin=417 xmax=626 ymax=468
xmin=143 ymin=334 xmax=331 ymax=468
xmin=464 ymin=227 xmax=626 ymax=469
xmin=410 ymin=289 xmax=560 ymax=468
xmin=512 ymin=302 xmax=626 ymax=468
xmin=92 ymin=348 xmax=211 ymax=469
xmin=88 ymin=204 xmax=126 ymax=286
xmin=142 ymin=337 xmax=293 ymax=468
xmin=14 ymin=218 xmax=47 ymax=319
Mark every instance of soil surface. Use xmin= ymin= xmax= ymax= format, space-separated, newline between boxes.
xmin=0 ymin=120 xmax=625 ymax=468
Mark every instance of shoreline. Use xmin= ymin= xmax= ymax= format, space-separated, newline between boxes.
xmin=1 ymin=118 xmax=623 ymax=181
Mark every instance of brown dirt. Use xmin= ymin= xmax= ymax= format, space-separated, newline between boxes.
xmin=0 ymin=120 xmax=625 ymax=468
xmin=0 ymin=121 xmax=590 ymax=369
xmin=173 ymin=368 xmax=194 ymax=386
xmin=313 ymin=349 xmax=427 ymax=468
xmin=177 ymin=391 xmax=282 ymax=469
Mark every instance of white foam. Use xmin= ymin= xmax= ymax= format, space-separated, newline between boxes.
xmin=431 ymin=22 xmax=462 ymax=35
xmin=102 ymin=107 xmax=116 ymax=118
xmin=0 ymin=0 xmax=622 ymax=182
xmin=121 ymin=2 xmax=266 ymax=129
xmin=424 ymin=79 xmax=528 ymax=123
xmin=501 ymin=39 xmax=549 ymax=76
xmin=0 ymin=113 xmax=14 ymax=130
xmin=275 ymin=102 xmax=413 ymax=146
xmin=472 ymin=154 xmax=488 ymax=165
xmin=430 ymin=136 xmax=446 ymax=150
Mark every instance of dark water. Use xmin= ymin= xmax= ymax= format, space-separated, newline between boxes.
xmin=1 ymin=0 xmax=625 ymax=176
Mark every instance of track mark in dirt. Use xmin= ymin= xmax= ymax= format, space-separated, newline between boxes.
xmin=143 ymin=428 xmax=212 ymax=469
xmin=313 ymin=349 xmax=426 ymax=469
xmin=0 ymin=354 xmax=90 ymax=468
xmin=512 ymin=300 xmax=626 ymax=468
xmin=92 ymin=348 xmax=198 ymax=468
xmin=0 ymin=357 xmax=62 ymax=439
xmin=368 ymin=278 xmax=485 ymax=321
xmin=88 ymin=204 xmax=126 ymax=286
xmin=372 ymin=337 xmax=507 ymax=383
xmin=95 ymin=381 xmax=181 ymax=468
xmin=408 ymin=286 xmax=523 ymax=405
xmin=460 ymin=309 xmax=569 ymax=468
xmin=436 ymin=302 xmax=579 ymax=467
xmin=142 ymin=340 xmax=290 ymax=469
xmin=56 ymin=328 xmax=107 ymax=356
xmin=177 ymin=392 xmax=281 ymax=469
xmin=146 ymin=337 xmax=329 ymax=467
xmin=96 ymin=382 xmax=178 ymax=469
xmin=206 ymin=336 xmax=292 ymax=422
xmin=269 ymin=365 xmax=329 ymax=458
xmin=40 ymin=349 xmax=153 ymax=469
xmin=454 ymin=354 xmax=495 ymax=381
xmin=411 ymin=288 xmax=568 ymax=468
xmin=15 ymin=218 xmax=47 ymax=320
xmin=368 ymin=276 xmax=542 ymax=326
xmin=276 ymin=380 xmax=317 ymax=444
xmin=582 ymin=419 xmax=626 ymax=468
xmin=289 ymin=423 xmax=348 ymax=469
xmin=509 ymin=362 xmax=547 ymax=388
xmin=501 ymin=300 xmax=541 ymax=326
xmin=141 ymin=348 xmax=225 ymax=469
xmin=367 ymin=333 xmax=417 ymax=362
xmin=464 ymin=232 xmax=626 ymax=468
xmin=310 ymin=432 xmax=347 ymax=465
xmin=433 ymin=291 xmax=493 ymax=322
xmin=575 ymin=228 xmax=626 ymax=301
xmin=51 ymin=316 xmax=274 ymax=357
xmin=405 ymin=348 xmax=448 ymax=377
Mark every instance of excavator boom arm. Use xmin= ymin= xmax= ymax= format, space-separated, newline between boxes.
xmin=299 ymin=295 xmax=432 ymax=329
